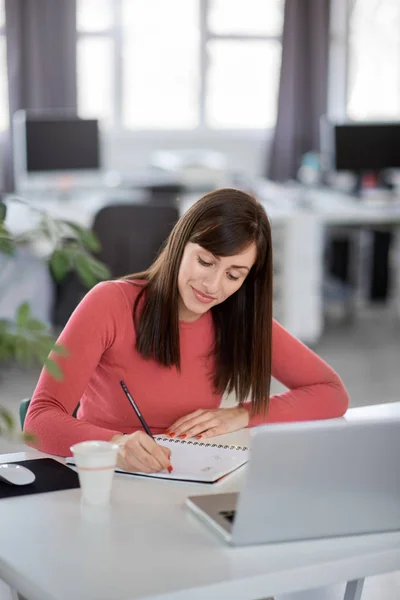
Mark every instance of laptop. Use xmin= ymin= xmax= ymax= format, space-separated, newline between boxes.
xmin=186 ymin=416 xmax=400 ymax=546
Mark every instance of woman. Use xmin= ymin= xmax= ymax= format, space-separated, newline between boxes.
xmin=25 ymin=189 xmax=349 ymax=473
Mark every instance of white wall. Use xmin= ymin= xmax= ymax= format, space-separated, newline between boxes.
xmin=102 ymin=129 xmax=273 ymax=179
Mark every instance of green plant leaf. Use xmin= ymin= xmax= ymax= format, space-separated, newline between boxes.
xmin=70 ymin=250 xmax=110 ymax=288
xmin=0 ymin=312 xmax=65 ymax=375
xmin=0 ymin=332 xmax=13 ymax=361
xmin=38 ymin=215 xmax=55 ymax=241
xmin=16 ymin=302 xmax=31 ymax=328
xmin=31 ymin=337 xmax=57 ymax=363
xmin=14 ymin=337 xmax=33 ymax=366
xmin=0 ymin=223 xmax=15 ymax=255
xmin=65 ymin=222 xmax=101 ymax=252
xmin=36 ymin=348 xmax=53 ymax=367
xmin=0 ymin=407 xmax=15 ymax=432
xmin=49 ymin=249 xmax=71 ymax=281
xmin=0 ymin=404 xmax=37 ymax=442
xmin=52 ymin=343 xmax=69 ymax=357
xmin=44 ymin=358 xmax=63 ymax=381
xmin=75 ymin=254 xmax=99 ymax=288
xmin=0 ymin=324 xmax=14 ymax=361
xmin=84 ymin=254 xmax=110 ymax=280
xmin=0 ymin=202 xmax=6 ymax=221
xmin=26 ymin=318 xmax=48 ymax=333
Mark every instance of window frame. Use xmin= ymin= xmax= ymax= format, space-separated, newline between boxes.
xmin=0 ymin=0 xmax=5 ymax=36
xmin=0 ymin=0 xmax=8 ymax=132
xmin=327 ymin=0 xmax=350 ymax=121
xmin=76 ymin=0 xmax=284 ymax=134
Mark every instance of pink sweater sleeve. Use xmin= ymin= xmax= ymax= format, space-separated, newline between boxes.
xmin=24 ymin=282 xmax=123 ymax=455
xmin=245 ymin=319 xmax=349 ymax=426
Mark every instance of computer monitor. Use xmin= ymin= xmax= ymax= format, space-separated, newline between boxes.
xmin=320 ymin=118 xmax=400 ymax=193
xmin=25 ymin=117 xmax=100 ymax=172
xmin=334 ymin=122 xmax=400 ymax=172
xmin=13 ymin=110 xmax=101 ymax=192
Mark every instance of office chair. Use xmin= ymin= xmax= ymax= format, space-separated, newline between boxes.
xmin=19 ymin=398 xmax=31 ymax=429
xmin=52 ymin=203 xmax=179 ymax=326
xmin=145 ymin=183 xmax=185 ymax=206
xmin=91 ymin=203 xmax=179 ymax=277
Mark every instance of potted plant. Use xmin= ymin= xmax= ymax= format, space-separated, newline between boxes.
xmin=0 ymin=197 xmax=110 ymax=439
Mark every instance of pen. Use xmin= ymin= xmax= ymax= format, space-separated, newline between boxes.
xmin=120 ymin=380 xmax=173 ymax=473
xmin=120 ymin=380 xmax=154 ymax=438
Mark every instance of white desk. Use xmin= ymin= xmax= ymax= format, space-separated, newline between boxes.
xmin=303 ymin=187 xmax=400 ymax=227
xmin=0 ymin=403 xmax=399 ymax=600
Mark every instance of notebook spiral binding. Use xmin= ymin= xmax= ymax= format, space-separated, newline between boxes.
xmin=155 ymin=436 xmax=248 ymax=451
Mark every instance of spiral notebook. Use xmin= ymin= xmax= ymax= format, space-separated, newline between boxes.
xmin=66 ymin=436 xmax=249 ymax=484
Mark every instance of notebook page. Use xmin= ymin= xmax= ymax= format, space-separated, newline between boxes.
xmin=66 ymin=437 xmax=249 ymax=483
xmin=130 ymin=436 xmax=249 ymax=482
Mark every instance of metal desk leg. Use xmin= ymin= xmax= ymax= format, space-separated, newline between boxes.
xmin=343 ymin=578 xmax=365 ymax=600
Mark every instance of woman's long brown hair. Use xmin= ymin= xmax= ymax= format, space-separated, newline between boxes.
xmin=124 ymin=188 xmax=273 ymax=417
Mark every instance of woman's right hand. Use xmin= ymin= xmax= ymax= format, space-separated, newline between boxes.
xmin=110 ymin=431 xmax=172 ymax=473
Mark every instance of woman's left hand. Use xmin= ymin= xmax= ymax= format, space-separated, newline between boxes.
xmin=166 ymin=406 xmax=250 ymax=439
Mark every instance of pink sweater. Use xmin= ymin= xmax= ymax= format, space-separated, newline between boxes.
xmin=26 ymin=280 xmax=349 ymax=456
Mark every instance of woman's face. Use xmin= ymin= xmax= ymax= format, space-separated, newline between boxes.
xmin=177 ymin=242 xmax=257 ymax=321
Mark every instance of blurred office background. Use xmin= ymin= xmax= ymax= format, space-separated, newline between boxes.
xmin=0 ymin=1 xmax=399 ymax=598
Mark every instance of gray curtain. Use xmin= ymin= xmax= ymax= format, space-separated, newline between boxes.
xmin=268 ymin=0 xmax=330 ymax=181
xmin=4 ymin=0 xmax=77 ymax=191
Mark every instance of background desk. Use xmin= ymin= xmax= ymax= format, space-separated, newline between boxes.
xmin=0 ymin=403 xmax=399 ymax=600
xmin=302 ymin=186 xmax=400 ymax=315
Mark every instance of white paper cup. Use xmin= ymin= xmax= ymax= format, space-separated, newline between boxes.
xmin=70 ymin=441 xmax=119 ymax=506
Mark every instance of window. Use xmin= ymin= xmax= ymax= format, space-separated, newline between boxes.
xmin=0 ymin=0 xmax=8 ymax=131
xmin=121 ymin=0 xmax=199 ymax=130
xmin=76 ymin=0 xmax=115 ymax=126
xmin=347 ymin=0 xmax=400 ymax=120
xmin=206 ymin=0 xmax=282 ymax=129
xmin=77 ymin=0 xmax=284 ymax=130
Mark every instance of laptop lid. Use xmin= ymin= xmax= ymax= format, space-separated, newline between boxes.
xmin=230 ymin=416 xmax=400 ymax=546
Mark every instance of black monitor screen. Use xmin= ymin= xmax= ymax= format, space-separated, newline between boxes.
xmin=25 ymin=118 xmax=100 ymax=172
xmin=334 ymin=123 xmax=400 ymax=172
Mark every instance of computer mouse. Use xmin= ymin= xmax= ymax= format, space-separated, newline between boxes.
xmin=0 ymin=464 xmax=36 ymax=486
